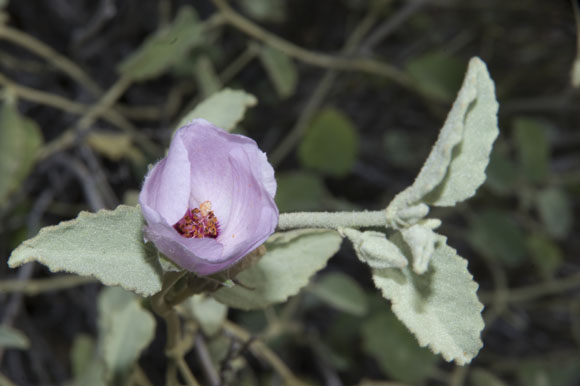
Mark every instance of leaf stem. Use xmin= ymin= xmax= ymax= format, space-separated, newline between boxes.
xmin=277 ymin=210 xmax=386 ymax=231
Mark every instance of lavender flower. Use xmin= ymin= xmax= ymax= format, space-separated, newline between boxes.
xmin=139 ymin=119 xmax=278 ymax=275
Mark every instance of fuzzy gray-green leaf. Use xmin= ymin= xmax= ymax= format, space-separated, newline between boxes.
xmin=8 ymin=205 xmax=163 ymax=297
xmin=372 ymin=233 xmax=484 ymax=365
xmin=388 ymin=57 xmax=498 ymax=217
xmin=212 ymin=229 xmax=342 ymax=310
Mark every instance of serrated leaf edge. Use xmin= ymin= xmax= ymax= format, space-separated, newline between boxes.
xmin=372 ymin=238 xmax=484 ymax=365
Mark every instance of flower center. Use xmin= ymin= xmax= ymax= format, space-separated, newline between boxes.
xmin=173 ymin=201 xmax=219 ymax=239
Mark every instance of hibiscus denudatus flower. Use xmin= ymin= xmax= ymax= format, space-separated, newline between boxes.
xmin=139 ymin=119 xmax=278 ymax=275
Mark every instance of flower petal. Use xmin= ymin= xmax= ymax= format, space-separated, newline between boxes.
xmin=218 ymin=148 xmax=278 ymax=260
xmin=140 ymin=119 xmax=279 ymax=276
xmin=139 ymin=134 xmax=191 ymax=225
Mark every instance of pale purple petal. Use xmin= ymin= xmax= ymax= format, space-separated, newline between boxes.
xmin=139 ymin=119 xmax=279 ymax=276
xmin=139 ymin=134 xmax=190 ymax=225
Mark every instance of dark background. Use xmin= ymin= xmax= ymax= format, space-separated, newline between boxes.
xmin=0 ymin=0 xmax=579 ymax=385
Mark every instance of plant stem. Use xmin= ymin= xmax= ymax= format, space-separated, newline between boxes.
xmin=0 ymin=275 xmax=96 ymax=295
xmin=0 ymin=24 xmax=102 ymax=95
xmin=151 ymin=273 xmax=203 ymax=386
xmin=269 ymin=5 xmax=378 ymax=166
xmin=223 ymin=321 xmax=305 ymax=386
xmin=277 ymin=210 xmax=386 ymax=231
xmin=211 ymin=0 xmax=412 ymax=88
xmin=479 ymin=271 xmax=580 ymax=304
xmin=176 ymin=357 xmax=201 ymax=386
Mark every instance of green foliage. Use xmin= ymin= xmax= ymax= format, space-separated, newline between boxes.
xmin=259 ymin=45 xmax=298 ymax=99
xmin=470 ymin=368 xmax=509 ymax=386
xmin=526 ymin=234 xmax=563 ymax=279
xmin=298 ymin=108 xmax=359 ymax=177
xmin=387 ymin=57 xmax=499 ymax=226
xmin=184 ymin=295 xmax=228 ymax=336
xmin=536 ymin=187 xmax=573 ymax=240
xmin=309 ymin=272 xmax=369 ymax=316
xmin=275 ymin=171 xmax=329 ymax=212
xmin=98 ymin=287 xmax=155 ymax=386
xmin=192 ymin=55 xmax=222 ymax=98
xmin=8 ymin=205 xmax=163 ymax=297
xmin=0 ymin=325 xmax=29 ymax=349
xmin=361 ymin=310 xmax=437 ymax=383
xmin=177 ymin=88 xmax=257 ymax=131
xmin=86 ymin=132 xmax=137 ymax=162
xmin=513 ymin=117 xmax=550 ymax=184
xmin=383 ymin=128 xmax=429 ymax=170
xmin=468 ymin=210 xmax=526 ymax=267
xmin=516 ymin=355 xmax=580 ymax=386
xmin=421 ymin=57 xmax=499 ymax=206
xmin=485 ymin=147 xmax=519 ymax=195
xmin=212 ymin=229 xmax=342 ymax=310
xmin=342 ymin=228 xmax=408 ymax=269
xmin=0 ymin=99 xmax=43 ymax=206
xmin=372 ymin=233 xmax=484 ymax=365
xmin=70 ymin=335 xmax=105 ymax=386
xmin=239 ymin=0 xmax=285 ymax=23
xmin=405 ymin=50 xmax=466 ymax=102
xmin=573 ymin=0 xmax=580 ymax=87
xmin=118 ymin=6 xmax=202 ymax=81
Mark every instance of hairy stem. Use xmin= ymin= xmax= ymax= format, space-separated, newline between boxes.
xmin=277 ymin=210 xmax=386 ymax=230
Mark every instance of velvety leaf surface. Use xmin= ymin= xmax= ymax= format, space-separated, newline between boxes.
xmin=387 ymin=57 xmax=499 ymax=218
xmin=8 ymin=205 xmax=163 ymax=297
xmin=422 ymin=57 xmax=499 ymax=206
xmin=212 ymin=229 xmax=342 ymax=310
xmin=372 ymin=233 xmax=484 ymax=365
